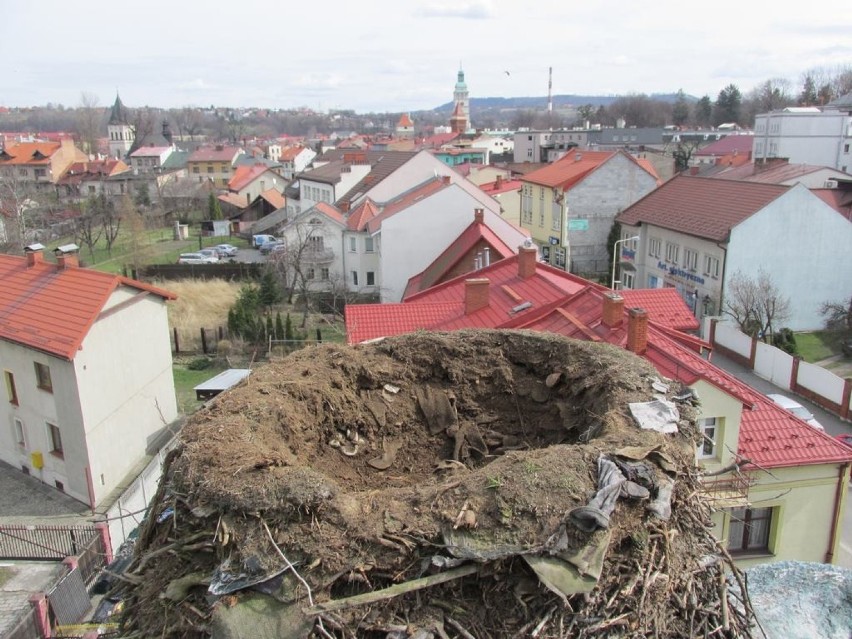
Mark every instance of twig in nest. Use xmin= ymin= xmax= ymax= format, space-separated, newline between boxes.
xmin=445 ymin=616 xmax=477 ymax=639
xmin=261 ymin=519 xmax=315 ymax=606
xmin=531 ymin=605 xmax=557 ymax=638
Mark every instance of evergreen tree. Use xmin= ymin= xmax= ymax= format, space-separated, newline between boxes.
xmin=275 ymin=312 xmax=285 ymax=341
xmin=266 ymin=315 xmax=274 ymax=341
xmin=259 ymin=271 xmax=283 ymax=307
xmin=694 ymin=95 xmax=713 ymax=127
xmin=208 ymin=192 xmax=223 ymax=220
xmin=285 ymin=313 xmax=295 ymax=341
xmin=713 ymin=84 xmax=742 ymax=126
xmin=671 ymin=89 xmax=689 ymax=126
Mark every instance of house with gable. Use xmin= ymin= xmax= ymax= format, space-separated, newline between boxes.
xmin=0 ymin=139 xmax=88 ymax=188
xmin=614 ymin=174 xmax=852 ymax=329
xmin=226 ymin=163 xmax=286 ymax=207
xmin=519 ymin=149 xmax=659 ymax=275
xmin=187 ymin=145 xmax=245 ymax=188
xmin=698 ymin=157 xmax=852 ymax=189
xmin=0 ymin=245 xmax=178 ymax=509
xmin=55 ymin=159 xmax=131 ymax=199
xmin=344 ymin=248 xmax=852 ymax=568
xmin=296 ymin=154 xmax=373 ymax=214
xmin=129 ymin=145 xmax=175 ymax=174
xmin=279 ymin=145 xmax=316 ymax=180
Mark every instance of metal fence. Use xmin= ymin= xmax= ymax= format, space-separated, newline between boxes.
xmin=0 ymin=525 xmax=98 ymax=561
xmin=76 ymin=533 xmax=107 ymax=586
xmin=4 ymin=607 xmax=39 ymax=639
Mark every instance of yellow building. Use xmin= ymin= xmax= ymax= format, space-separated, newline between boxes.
xmin=186 ymin=145 xmax=244 ymax=188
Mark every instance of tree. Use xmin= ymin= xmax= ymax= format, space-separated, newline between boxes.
xmin=134 ymin=182 xmax=151 ymax=208
xmin=713 ymin=84 xmax=742 ymax=126
xmin=76 ymin=92 xmax=101 ymax=158
xmin=576 ymin=104 xmax=596 ymax=125
xmin=75 ymin=198 xmax=104 ymax=260
xmin=671 ymin=90 xmax=690 ymax=127
xmin=723 ymin=269 xmax=791 ymax=342
xmin=799 ymin=74 xmax=818 ymax=106
xmin=101 ymin=193 xmax=126 ymax=255
xmin=258 ymin=270 xmax=283 ymax=307
xmin=207 ymin=193 xmax=223 ymax=221
xmin=694 ymin=95 xmax=713 ymax=127
xmin=820 ymin=296 xmax=852 ymax=336
xmin=671 ymin=140 xmax=701 ymax=173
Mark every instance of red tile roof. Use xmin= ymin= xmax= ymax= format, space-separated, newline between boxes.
xmin=616 ymin=175 xmax=788 ymax=241
xmin=259 ymin=188 xmax=286 ymax=210
xmin=811 ymin=188 xmax=852 ymax=221
xmin=620 ymin=288 xmax=699 ymax=332
xmin=695 ymin=135 xmax=755 ymax=157
xmin=521 ymin=151 xmax=616 ymax=189
xmin=345 ymin=256 xmax=851 ymax=469
xmin=280 ymin=145 xmax=309 ymax=161
xmin=188 ymin=145 xmax=242 ymax=163
xmin=403 ymin=220 xmax=516 ymax=299
xmin=480 ymin=178 xmax=523 ymax=195
xmin=0 ymin=141 xmax=61 ymax=165
xmin=397 ymin=113 xmax=414 ymax=128
xmin=0 ymin=253 xmax=175 ymax=360
xmin=346 ymin=198 xmax=381 ymax=231
xmin=229 ymin=164 xmax=274 ymax=192
xmin=312 ymin=202 xmax=347 ymax=226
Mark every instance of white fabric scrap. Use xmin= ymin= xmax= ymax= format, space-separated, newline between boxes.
xmin=628 ymin=399 xmax=680 ymax=434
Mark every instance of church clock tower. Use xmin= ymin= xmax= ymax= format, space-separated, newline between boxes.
xmin=107 ymin=93 xmax=134 ymax=159
xmin=453 ymin=65 xmax=470 ymax=126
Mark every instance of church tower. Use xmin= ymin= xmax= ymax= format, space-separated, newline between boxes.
xmin=453 ymin=65 xmax=470 ymax=126
xmin=107 ymin=93 xmax=134 ymax=159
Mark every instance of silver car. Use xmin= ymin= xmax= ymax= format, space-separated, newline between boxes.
xmin=767 ymin=393 xmax=824 ymax=431
xmin=178 ymin=252 xmax=218 ymax=265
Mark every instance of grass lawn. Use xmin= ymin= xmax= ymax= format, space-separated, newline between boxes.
xmin=173 ymin=361 xmax=228 ymax=416
xmin=794 ymin=331 xmax=839 ymax=363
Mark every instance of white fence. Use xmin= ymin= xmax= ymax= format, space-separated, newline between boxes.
xmin=101 ymin=439 xmax=176 ymax=551
xmin=707 ymin=318 xmax=852 ymax=421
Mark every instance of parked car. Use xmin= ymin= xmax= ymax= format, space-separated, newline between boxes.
xmin=767 ymin=393 xmax=825 ymax=431
xmin=177 ymin=252 xmax=218 ymax=265
xmin=197 ymin=248 xmax=221 ymax=262
xmin=214 ymin=243 xmax=239 ymax=258
xmin=259 ymin=241 xmax=283 ymax=256
xmin=252 ymin=234 xmax=278 ymax=249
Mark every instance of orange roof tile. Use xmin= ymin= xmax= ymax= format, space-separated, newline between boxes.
xmin=521 ymin=151 xmax=615 ymax=189
xmin=346 ymin=198 xmax=381 ymax=231
xmin=0 ymin=141 xmax=61 ymax=165
xmin=0 ymin=253 xmax=175 ymax=360
xmin=259 ymin=188 xmax=286 ymax=210
xmin=621 ymin=288 xmax=699 ymax=332
xmin=229 ymin=164 xmax=273 ymax=192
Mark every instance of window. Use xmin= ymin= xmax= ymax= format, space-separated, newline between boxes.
xmin=321 ymin=267 xmax=330 ymax=281
xmin=34 ymin=362 xmax=52 ymax=392
xmin=19 ymin=168 xmax=27 ymax=177
xmin=364 ymin=236 xmax=374 ymax=253
xmin=306 ymin=267 xmax=315 ymax=280
xmin=684 ymin=248 xmax=698 ymax=271
xmin=649 ymin=237 xmax=661 ymax=258
xmin=697 ymin=417 xmax=718 ymax=458
xmin=704 ymin=255 xmax=720 ymax=278
xmin=193 ymin=166 xmax=199 ymax=174
xmin=13 ymin=418 xmax=25 ymax=449
xmin=349 ymin=237 xmax=357 ymax=252
xmin=352 ymin=271 xmax=359 ymax=286
xmin=47 ymin=422 xmax=63 ymax=458
xmin=88 ymin=185 xmax=96 ymax=194
xmin=622 ymin=272 xmax=634 ymax=289
xmin=728 ymin=507 xmax=773 ymax=554
xmin=5 ymin=371 xmax=18 ymax=405
xmin=665 ymin=242 xmax=679 ymax=264
xmin=844 ymin=143 xmax=849 ymax=153
xmin=366 ymin=271 xmax=375 ymax=286
xmin=34 ymin=168 xmax=46 ymax=178
xmin=307 ymin=236 xmax=324 ymax=251
xmin=554 ymin=247 xmax=566 ymax=269
xmin=207 ymin=165 xmax=214 ymax=173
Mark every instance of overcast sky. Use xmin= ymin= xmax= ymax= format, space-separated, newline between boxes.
xmin=2 ymin=0 xmax=850 ymax=114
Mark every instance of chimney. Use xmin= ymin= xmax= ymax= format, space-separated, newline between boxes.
xmin=441 ymin=175 xmax=451 ymax=185
xmin=627 ymin=308 xmax=649 ymax=355
xmin=465 ymin=278 xmax=490 ymax=314
xmin=24 ymin=243 xmax=45 ymax=267
xmin=495 ymin=175 xmax=503 ymax=189
xmin=518 ymin=245 xmax=537 ymax=279
xmin=602 ymin=293 xmax=625 ymax=328
xmin=689 ymin=166 xmax=699 ymax=175
xmin=54 ymin=243 xmax=80 ymax=270
xmin=340 ymin=201 xmax=350 ymax=212
xmin=474 ymin=208 xmax=484 ymax=224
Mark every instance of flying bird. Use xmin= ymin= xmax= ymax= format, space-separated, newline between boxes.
xmin=504 ymin=70 xmax=511 ymax=77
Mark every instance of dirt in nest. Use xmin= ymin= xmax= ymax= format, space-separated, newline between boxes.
xmin=117 ymin=329 xmax=755 ymax=639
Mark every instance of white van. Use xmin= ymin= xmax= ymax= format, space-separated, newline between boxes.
xmin=252 ymin=234 xmax=278 ymax=248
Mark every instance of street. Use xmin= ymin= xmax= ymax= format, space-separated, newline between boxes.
xmin=707 ymin=350 xmax=852 ymax=568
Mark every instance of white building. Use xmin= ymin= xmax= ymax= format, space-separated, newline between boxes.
xmin=616 ymin=175 xmax=852 ymax=330
xmin=280 ymin=145 xmax=316 ymax=180
xmin=0 ymin=245 xmax=178 ymax=508
xmin=753 ymin=95 xmax=852 ymax=172
xmin=297 ymin=158 xmax=371 ymax=213
xmin=129 ymin=145 xmax=174 ymax=174
xmin=513 ymin=129 xmax=591 ymax=163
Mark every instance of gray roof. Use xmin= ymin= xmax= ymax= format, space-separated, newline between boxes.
xmin=161 ymin=150 xmax=189 ymax=170
xmin=827 ymin=92 xmax=852 ymax=111
xmin=108 ymin=94 xmax=130 ymax=125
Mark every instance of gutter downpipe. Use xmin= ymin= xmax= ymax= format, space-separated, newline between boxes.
xmin=825 ymin=462 xmax=849 ymax=564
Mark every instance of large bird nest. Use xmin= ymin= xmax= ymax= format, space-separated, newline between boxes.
xmin=117 ymin=330 xmax=755 ymax=638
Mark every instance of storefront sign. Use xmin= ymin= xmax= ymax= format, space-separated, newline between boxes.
xmin=657 ymin=261 xmax=705 ymax=285
xmin=568 ymin=219 xmax=589 ymax=231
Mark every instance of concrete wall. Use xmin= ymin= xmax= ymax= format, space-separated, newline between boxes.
xmin=692 ymin=379 xmax=744 ymax=470
xmin=754 ymin=111 xmax=852 ymax=170
xmin=726 ymin=186 xmax=852 ymax=331
xmin=710 ymin=319 xmax=852 ymax=420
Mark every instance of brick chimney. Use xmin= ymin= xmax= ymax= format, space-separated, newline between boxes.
xmin=24 ymin=243 xmax=45 ymax=267
xmin=602 ymin=293 xmax=625 ymax=328
xmin=339 ymin=201 xmax=350 ymax=213
xmin=474 ymin=208 xmax=484 ymax=224
xmin=627 ymin=308 xmax=649 ymax=355
xmin=495 ymin=174 xmax=503 ymax=189
xmin=54 ymin=244 xmax=80 ymax=270
xmin=465 ymin=278 xmax=490 ymax=314
xmin=441 ymin=175 xmax=451 ymax=185
xmin=518 ymin=245 xmax=537 ymax=279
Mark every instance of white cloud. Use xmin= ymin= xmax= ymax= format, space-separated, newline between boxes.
xmin=416 ymin=0 xmax=494 ymax=19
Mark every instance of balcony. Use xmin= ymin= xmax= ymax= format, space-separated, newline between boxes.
xmin=700 ymin=470 xmax=752 ymax=508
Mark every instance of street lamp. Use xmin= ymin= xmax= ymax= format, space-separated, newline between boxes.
xmin=611 ymin=235 xmax=640 ymax=290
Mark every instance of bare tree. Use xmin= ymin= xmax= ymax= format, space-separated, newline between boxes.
xmin=174 ymin=107 xmax=203 ymax=142
xmin=724 ymin=269 xmax=791 ymax=342
xmin=74 ymin=201 xmax=103 ymax=260
xmin=102 ymin=194 xmax=127 ymax=255
xmin=820 ymin=296 xmax=852 ymax=335
xmin=76 ymin=92 xmax=102 ymax=158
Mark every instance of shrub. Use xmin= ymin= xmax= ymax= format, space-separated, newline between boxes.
xmin=772 ymin=328 xmax=798 ymax=355
xmin=187 ymin=357 xmax=212 ymax=371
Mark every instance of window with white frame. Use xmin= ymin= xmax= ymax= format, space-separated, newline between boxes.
xmin=684 ymin=248 xmax=699 ymax=271
xmin=366 ymin=271 xmax=375 ymax=286
xmin=321 ymin=267 xmax=329 ymax=280
xmin=13 ymin=418 xmax=25 ymax=449
xmin=704 ymin=255 xmax=720 ymax=278
xmin=697 ymin=417 xmax=719 ymax=458
xmin=348 ymin=237 xmax=356 ymax=252
xmin=649 ymin=237 xmax=661 ymax=258
xmin=306 ymin=267 xmax=315 ymax=280
xmin=665 ymin=242 xmax=679 ymax=264
xmin=622 ymin=272 xmax=635 ymax=289
xmin=554 ymin=248 xmax=566 ymax=268
xmin=364 ymin=236 xmax=374 ymax=253
xmin=47 ymin=422 xmax=63 ymax=458
xmin=5 ymin=371 xmax=18 ymax=405
xmin=352 ymin=271 xmax=359 ymax=286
